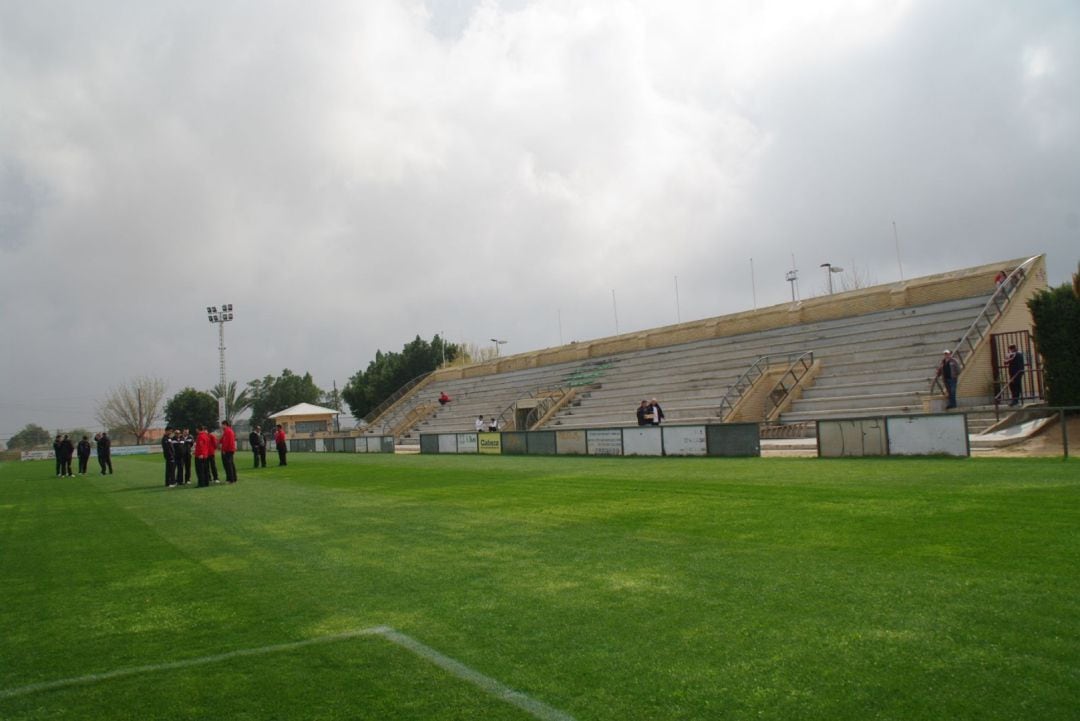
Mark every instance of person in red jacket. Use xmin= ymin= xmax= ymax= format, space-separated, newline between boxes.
xmin=220 ymin=420 xmax=238 ymax=483
xmin=274 ymin=424 xmax=287 ymax=466
xmin=207 ymin=429 xmax=220 ymax=483
xmin=194 ymin=426 xmax=211 ymax=487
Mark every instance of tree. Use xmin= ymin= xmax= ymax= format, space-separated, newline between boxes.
xmin=210 ymin=380 xmax=253 ymax=421
xmin=165 ymin=388 xmax=219 ymax=431
xmin=7 ymin=423 xmax=51 ymax=450
xmin=247 ymin=369 xmax=324 ymax=431
xmin=1028 ymin=262 xmax=1080 ymax=406
xmin=96 ymin=376 xmax=167 ymax=445
xmin=342 ymin=334 xmax=461 ymax=421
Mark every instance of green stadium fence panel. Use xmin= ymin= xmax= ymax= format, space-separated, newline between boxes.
xmin=623 ymin=426 xmax=663 ymax=456
xmin=438 ymin=434 xmax=458 ymax=453
xmin=502 ymin=432 xmax=528 ymax=455
xmin=663 ymin=425 xmax=708 ymax=456
xmin=478 ymin=432 xmax=502 ymax=454
xmin=343 ymin=437 xmax=356 ymax=453
xmin=705 ymin=423 xmax=761 ymax=457
xmin=455 ymin=433 xmax=478 ymax=453
xmin=379 ymin=436 xmax=395 ymax=453
xmin=817 ymin=418 xmax=887 ymax=457
xmin=555 ymin=429 xmax=587 ymax=455
xmin=587 ymin=428 xmax=623 ymax=456
xmin=886 ymin=413 xmax=970 ymax=457
xmin=526 ymin=431 xmax=557 ymax=455
xmin=291 ymin=438 xmax=316 ymax=453
xmin=419 ymin=434 xmax=439 ymax=454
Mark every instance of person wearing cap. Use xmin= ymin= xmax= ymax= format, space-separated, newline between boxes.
xmin=936 ymin=350 xmax=961 ymax=409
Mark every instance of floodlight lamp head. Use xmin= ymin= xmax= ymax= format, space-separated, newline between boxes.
xmin=830 ymin=266 xmax=844 ymax=273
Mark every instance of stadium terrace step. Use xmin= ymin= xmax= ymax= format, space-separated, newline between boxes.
xmin=379 ymin=277 xmax=1021 ymax=439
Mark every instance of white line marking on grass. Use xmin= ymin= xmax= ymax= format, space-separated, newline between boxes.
xmin=1 ymin=626 xmax=577 ymax=721
xmin=0 ymin=627 xmax=389 ymax=700
xmin=377 ymin=627 xmax=576 ymax=721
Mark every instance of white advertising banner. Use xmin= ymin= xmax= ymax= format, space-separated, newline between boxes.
xmin=663 ymin=426 xmax=708 ymax=456
xmin=586 ymin=429 xmax=623 ymax=456
xmin=622 ymin=427 xmax=663 ymax=456
xmin=438 ymin=434 xmax=458 ymax=454
xmin=456 ymin=434 xmax=478 ymax=453
xmin=886 ymin=414 xmax=969 ymax=457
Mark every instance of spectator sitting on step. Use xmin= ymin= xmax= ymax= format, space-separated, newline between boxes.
xmin=475 ymin=415 xmax=485 ymax=433
xmin=488 ymin=417 xmax=498 ymax=432
xmin=438 ymin=391 xmax=451 ymax=406
xmin=636 ymin=400 xmax=650 ymax=426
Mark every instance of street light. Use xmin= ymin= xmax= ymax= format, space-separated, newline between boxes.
xmin=820 ymin=263 xmax=844 ymax=294
xmin=490 ymin=338 xmax=507 ymax=357
xmin=207 ymin=303 xmax=234 ymax=423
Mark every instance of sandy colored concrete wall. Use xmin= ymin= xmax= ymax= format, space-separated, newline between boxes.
xmin=432 ymin=256 xmax=1040 ymax=384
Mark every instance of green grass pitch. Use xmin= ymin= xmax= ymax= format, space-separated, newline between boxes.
xmin=1 ymin=453 xmax=1077 ymax=720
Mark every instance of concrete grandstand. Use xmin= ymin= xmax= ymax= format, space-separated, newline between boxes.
xmin=364 ymin=256 xmax=1047 ymax=445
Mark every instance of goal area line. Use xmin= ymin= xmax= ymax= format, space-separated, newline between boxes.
xmin=0 ymin=625 xmax=575 ymax=721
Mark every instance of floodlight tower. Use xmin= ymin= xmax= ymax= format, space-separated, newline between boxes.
xmin=490 ymin=338 xmax=507 ymax=357
xmin=207 ymin=304 xmax=234 ymax=423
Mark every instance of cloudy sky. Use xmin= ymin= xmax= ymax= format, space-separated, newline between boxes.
xmin=1 ymin=0 xmax=1077 ymax=440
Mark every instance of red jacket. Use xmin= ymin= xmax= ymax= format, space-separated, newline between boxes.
xmin=220 ymin=426 xmax=237 ymax=453
xmin=274 ymin=429 xmax=286 ymax=446
xmin=194 ymin=431 xmax=211 ymax=459
xmin=208 ymin=433 xmax=218 ymax=456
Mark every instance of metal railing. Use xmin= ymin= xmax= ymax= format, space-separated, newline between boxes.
xmin=931 ymin=256 xmax=1039 ymax=395
xmin=494 ymin=386 xmax=566 ymax=432
xmin=717 ymin=351 xmax=813 ymax=421
xmin=363 ymin=372 xmax=433 ymax=430
xmin=764 ymin=351 xmax=817 ymax=421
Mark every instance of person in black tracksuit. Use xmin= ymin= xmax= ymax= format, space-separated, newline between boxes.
xmin=96 ymin=432 xmax=113 ymax=474
xmin=54 ymin=435 xmax=63 ymax=477
xmin=180 ymin=429 xmax=194 ymax=484
xmin=250 ymin=426 xmax=266 ymax=468
xmin=59 ymin=435 xmax=75 ymax=477
xmin=76 ymin=436 xmax=92 ymax=475
xmin=162 ymin=428 xmax=177 ymax=487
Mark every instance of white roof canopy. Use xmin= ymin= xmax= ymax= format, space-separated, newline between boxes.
xmin=269 ymin=402 xmax=342 ymax=419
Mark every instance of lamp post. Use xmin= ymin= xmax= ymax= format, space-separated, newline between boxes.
xmin=785 ymin=269 xmax=799 ymax=302
xmin=820 ymin=263 xmax=844 ymax=294
xmin=207 ymin=304 xmax=234 ymax=423
xmin=490 ymin=338 xmax=507 ymax=357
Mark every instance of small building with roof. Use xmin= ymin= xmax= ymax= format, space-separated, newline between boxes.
xmin=269 ymin=403 xmax=342 ymax=437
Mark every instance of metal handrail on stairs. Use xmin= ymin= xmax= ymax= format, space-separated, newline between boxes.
xmin=930 ymin=255 xmax=1039 ymax=395
xmin=717 ymin=351 xmax=813 ymax=421
xmin=363 ymin=371 xmax=434 ymax=431
xmin=764 ymin=351 xmax=816 ymax=421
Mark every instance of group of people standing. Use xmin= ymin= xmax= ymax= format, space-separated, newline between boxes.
xmin=635 ymin=399 xmax=666 ymax=426
xmin=161 ymin=423 xmax=234 ymax=488
xmin=162 ymin=422 xmax=288 ymax=488
xmin=246 ymin=424 xmax=289 ymax=468
xmin=53 ymin=432 xmax=113 ymax=477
